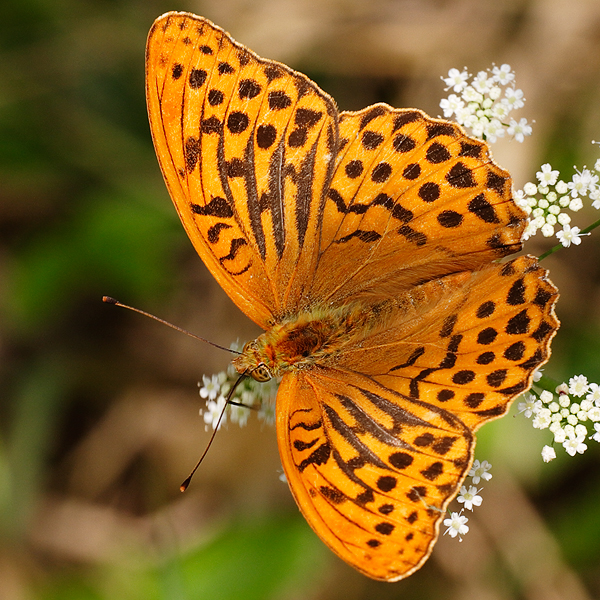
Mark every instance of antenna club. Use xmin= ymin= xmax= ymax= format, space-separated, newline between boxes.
xmin=103 ymin=296 xmax=118 ymax=304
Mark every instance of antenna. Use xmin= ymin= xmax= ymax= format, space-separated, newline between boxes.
xmin=103 ymin=295 xmax=254 ymax=491
xmin=102 ymin=296 xmax=240 ymax=355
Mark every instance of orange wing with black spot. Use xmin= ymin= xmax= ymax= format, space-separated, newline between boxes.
xmin=147 ymin=12 xmax=338 ymax=326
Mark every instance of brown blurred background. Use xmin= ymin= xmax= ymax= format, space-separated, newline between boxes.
xmin=2 ymin=0 xmax=600 ymax=598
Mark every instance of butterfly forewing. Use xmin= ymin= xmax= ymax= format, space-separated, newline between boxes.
xmin=147 ymin=12 xmax=338 ymax=326
xmin=312 ymin=106 xmax=525 ymax=305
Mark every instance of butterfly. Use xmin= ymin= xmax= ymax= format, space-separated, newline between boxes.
xmin=145 ymin=12 xmax=559 ymax=581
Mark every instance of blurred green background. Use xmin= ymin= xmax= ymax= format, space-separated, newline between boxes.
xmin=2 ymin=0 xmax=600 ymax=598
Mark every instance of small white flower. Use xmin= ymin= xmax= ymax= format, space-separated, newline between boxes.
xmin=550 ymin=421 xmax=562 ymax=432
xmin=539 ymin=390 xmax=553 ymax=403
xmin=462 ymin=86 xmax=484 ymax=103
xmin=558 ymin=196 xmax=571 ymax=209
xmin=440 ymin=94 xmax=464 ymax=118
xmin=503 ymin=87 xmax=525 ymax=109
xmin=569 ymin=197 xmax=584 ymax=212
xmin=557 ymin=225 xmax=588 ymax=248
xmin=532 ymin=408 xmax=552 ymax=429
xmin=492 ymin=63 xmax=515 ymax=84
xmin=533 ymin=369 xmax=543 ymax=383
xmin=443 ymin=511 xmax=469 ymax=540
xmin=521 ymin=221 xmax=538 ymax=241
xmin=587 ymin=406 xmax=600 ymax=421
xmin=518 ymin=393 xmax=541 ymax=418
xmin=555 ymin=180 xmax=569 ymax=194
xmin=536 ymin=164 xmax=560 ymax=186
xmin=472 ymin=70 xmax=493 ymax=93
xmin=575 ymin=424 xmax=588 ymax=437
xmin=523 ymin=181 xmax=538 ymax=196
xmin=540 ymin=223 xmax=554 ymax=237
xmin=457 ymin=485 xmax=483 ymax=510
xmin=541 ymin=445 xmax=556 ymax=462
xmin=568 ymin=169 xmax=597 ymax=197
xmin=592 ymin=423 xmax=600 ymax=443
xmin=203 ymin=395 xmax=228 ymax=430
xmin=557 ymin=212 xmax=571 ymax=225
xmin=483 ymin=119 xmax=505 ymax=142
xmin=537 ymin=196 xmax=549 ymax=208
xmin=586 ymin=383 xmax=600 ymax=405
xmin=491 ymin=102 xmax=510 ymax=120
xmin=563 ymin=433 xmax=588 ymax=456
xmin=547 ymin=204 xmax=560 ymax=215
xmin=443 ymin=68 xmax=469 ymax=92
xmin=507 ymin=117 xmax=532 ymax=142
xmin=199 ymin=374 xmax=223 ymax=401
xmin=553 ymin=427 xmax=566 ymax=443
xmin=569 ymin=375 xmax=589 ymax=397
xmin=229 ymin=402 xmax=251 ymax=427
xmin=455 ymin=106 xmax=474 ymax=125
xmin=488 ymin=85 xmax=502 ymax=100
xmin=469 ymin=459 xmax=492 ymax=484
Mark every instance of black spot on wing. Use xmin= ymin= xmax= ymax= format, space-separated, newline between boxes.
xmin=191 ymin=197 xmax=234 ymax=218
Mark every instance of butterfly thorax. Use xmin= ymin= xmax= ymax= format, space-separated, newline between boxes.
xmin=232 ymin=303 xmax=384 ymax=380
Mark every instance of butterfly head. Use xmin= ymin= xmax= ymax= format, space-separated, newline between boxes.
xmin=232 ymin=339 xmax=274 ymax=382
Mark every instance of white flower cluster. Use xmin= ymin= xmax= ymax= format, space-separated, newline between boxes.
xmin=440 ymin=65 xmax=531 ymax=143
xmin=519 ymin=374 xmax=600 ymax=461
xmin=514 ymin=160 xmax=599 ymax=245
xmin=199 ymin=344 xmax=278 ymax=430
xmin=444 ymin=459 xmax=492 ymax=541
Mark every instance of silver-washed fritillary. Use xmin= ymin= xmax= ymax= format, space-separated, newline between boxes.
xmin=145 ymin=12 xmax=558 ymax=581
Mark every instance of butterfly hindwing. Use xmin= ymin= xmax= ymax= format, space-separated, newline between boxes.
xmin=334 ymin=255 xmax=559 ymax=431
xmin=277 ymin=368 xmax=473 ymax=582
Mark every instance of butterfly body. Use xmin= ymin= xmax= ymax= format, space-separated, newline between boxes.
xmin=234 ymin=299 xmax=402 ymax=379
xmin=146 ymin=12 xmax=559 ymax=581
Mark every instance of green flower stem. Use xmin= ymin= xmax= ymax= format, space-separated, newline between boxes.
xmin=538 ymin=216 xmax=600 ymax=261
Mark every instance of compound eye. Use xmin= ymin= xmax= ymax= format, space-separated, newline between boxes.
xmin=242 ymin=340 xmax=257 ymax=353
xmin=251 ymin=364 xmax=272 ymax=382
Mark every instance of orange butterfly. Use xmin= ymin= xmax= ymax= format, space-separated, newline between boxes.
xmin=145 ymin=12 xmax=558 ymax=581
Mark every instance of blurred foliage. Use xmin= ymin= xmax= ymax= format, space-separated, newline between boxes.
xmin=2 ymin=0 xmax=600 ymax=599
